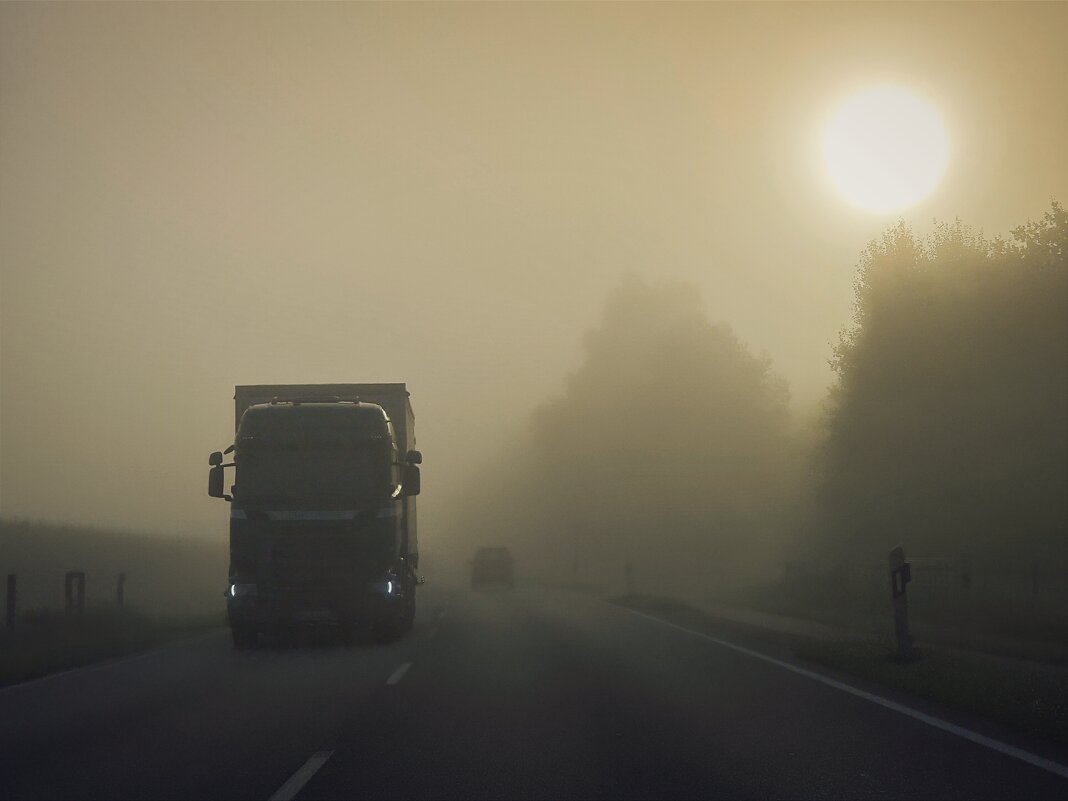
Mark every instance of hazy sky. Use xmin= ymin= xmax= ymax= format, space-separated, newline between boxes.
xmin=2 ymin=2 xmax=1065 ymax=540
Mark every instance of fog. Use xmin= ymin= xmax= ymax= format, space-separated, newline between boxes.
xmin=2 ymin=1 xmax=1066 ymax=583
xmin=439 ymin=275 xmax=806 ymax=592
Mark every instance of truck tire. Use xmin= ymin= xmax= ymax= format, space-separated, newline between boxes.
xmin=231 ymin=624 xmax=258 ymax=650
xmin=375 ymin=616 xmax=403 ymax=643
xmin=403 ymin=591 xmax=416 ymax=632
xmin=376 ymin=598 xmax=413 ymax=643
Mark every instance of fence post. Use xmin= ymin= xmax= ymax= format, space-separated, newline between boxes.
xmin=5 ymin=574 xmax=15 ymax=630
xmin=117 ymin=572 xmax=126 ymax=608
xmin=888 ymin=546 xmax=914 ymax=660
xmin=65 ymin=571 xmax=86 ymax=614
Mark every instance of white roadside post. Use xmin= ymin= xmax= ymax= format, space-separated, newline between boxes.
xmin=888 ymin=546 xmax=914 ymax=660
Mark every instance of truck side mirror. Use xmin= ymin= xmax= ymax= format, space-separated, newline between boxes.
xmin=209 ymin=451 xmax=223 ymax=466
xmin=208 ymin=465 xmax=227 ymax=499
xmin=401 ymin=465 xmax=421 ymax=496
xmin=406 ymin=449 xmax=423 ymax=465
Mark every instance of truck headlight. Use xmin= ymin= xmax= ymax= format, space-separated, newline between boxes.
xmin=228 ymin=583 xmax=257 ymax=598
xmin=369 ymin=579 xmax=395 ymax=595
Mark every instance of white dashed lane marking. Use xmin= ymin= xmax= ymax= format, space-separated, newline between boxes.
xmin=267 ymin=751 xmax=333 ymax=801
xmin=386 ymin=661 xmax=412 ymax=686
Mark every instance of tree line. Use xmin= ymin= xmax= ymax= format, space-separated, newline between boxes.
xmin=449 ymin=202 xmax=1066 ymax=590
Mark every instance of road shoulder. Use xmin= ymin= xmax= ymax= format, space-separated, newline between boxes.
xmin=611 ymin=593 xmax=1068 ymax=758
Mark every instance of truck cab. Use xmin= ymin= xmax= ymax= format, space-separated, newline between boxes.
xmin=208 ymin=385 xmax=421 ymax=648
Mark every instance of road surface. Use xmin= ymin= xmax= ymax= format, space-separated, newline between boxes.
xmin=2 ymin=583 xmax=1066 ymax=799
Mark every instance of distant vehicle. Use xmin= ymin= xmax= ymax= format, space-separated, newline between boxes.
xmin=471 ymin=547 xmax=514 ymax=589
xmin=207 ymin=384 xmax=422 ymax=648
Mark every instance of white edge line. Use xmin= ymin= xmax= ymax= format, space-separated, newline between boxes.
xmin=268 ymin=750 xmax=333 ymax=801
xmin=624 ymin=607 xmax=1068 ymax=782
xmin=386 ymin=661 xmax=412 ymax=686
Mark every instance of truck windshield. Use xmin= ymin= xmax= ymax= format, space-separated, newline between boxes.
xmin=234 ymin=404 xmax=396 ymax=504
xmin=238 ymin=404 xmax=390 ymax=446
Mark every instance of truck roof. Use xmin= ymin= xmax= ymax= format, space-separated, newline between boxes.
xmin=233 ymin=383 xmax=416 ymax=451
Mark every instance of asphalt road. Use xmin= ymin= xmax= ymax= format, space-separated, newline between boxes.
xmin=2 ymin=583 xmax=1067 ymax=800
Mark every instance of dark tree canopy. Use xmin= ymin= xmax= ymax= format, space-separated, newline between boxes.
xmin=821 ymin=202 xmax=1067 ymax=565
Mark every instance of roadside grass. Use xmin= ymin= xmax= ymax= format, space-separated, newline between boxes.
xmin=796 ymin=639 xmax=1068 ymax=748
xmin=710 ymin=581 xmax=1068 ymax=665
xmin=613 ymin=593 xmax=1068 ymax=749
xmin=712 ymin=581 xmax=884 ymax=630
xmin=0 ymin=608 xmax=225 ymax=688
xmin=611 ymin=593 xmax=689 ymax=613
xmin=610 ymin=593 xmax=710 ymax=626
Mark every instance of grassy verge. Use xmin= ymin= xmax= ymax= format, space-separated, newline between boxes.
xmin=796 ymin=639 xmax=1068 ymax=747
xmin=613 ymin=593 xmax=1068 ymax=748
xmin=610 ymin=593 xmax=706 ymax=621
xmin=710 ymin=581 xmax=1068 ymax=665
xmin=0 ymin=608 xmax=225 ymax=688
xmin=711 ymin=582 xmax=884 ymax=630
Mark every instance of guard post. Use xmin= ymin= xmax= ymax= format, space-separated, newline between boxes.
xmin=5 ymin=574 xmax=15 ymax=630
xmin=888 ymin=546 xmax=913 ymax=660
xmin=65 ymin=571 xmax=86 ymax=614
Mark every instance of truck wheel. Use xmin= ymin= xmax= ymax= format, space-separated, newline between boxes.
xmin=375 ymin=617 xmax=403 ymax=643
xmin=404 ymin=592 xmax=416 ymax=631
xmin=376 ymin=601 xmax=412 ymax=643
xmin=231 ymin=624 xmax=258 ymax=650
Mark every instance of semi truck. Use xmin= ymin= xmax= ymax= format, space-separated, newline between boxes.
xmin=207 ymin=383 xmax=422 ymax=648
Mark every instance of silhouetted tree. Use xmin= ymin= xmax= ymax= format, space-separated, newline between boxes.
xmin=511 ymin=276 xmax=796 ymax=590
xmin=820 ymin=202 xmax=1067 ymax=568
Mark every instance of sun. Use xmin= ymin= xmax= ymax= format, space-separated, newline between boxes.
xmin=821 ymin=85 xmax=949 ymax=214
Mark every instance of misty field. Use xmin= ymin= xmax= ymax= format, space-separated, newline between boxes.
xmin=0 ymin=519 xmax=227 ymax=617
xmin=0 ymin=520 xmax=226 ymax=686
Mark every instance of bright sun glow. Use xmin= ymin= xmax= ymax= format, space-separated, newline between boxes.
xmin=822 ymin=86 xmax=949 ymax=214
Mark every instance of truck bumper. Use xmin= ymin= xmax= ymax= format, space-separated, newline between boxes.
xmin=227 ymin=588 xmax=403 ymax=629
